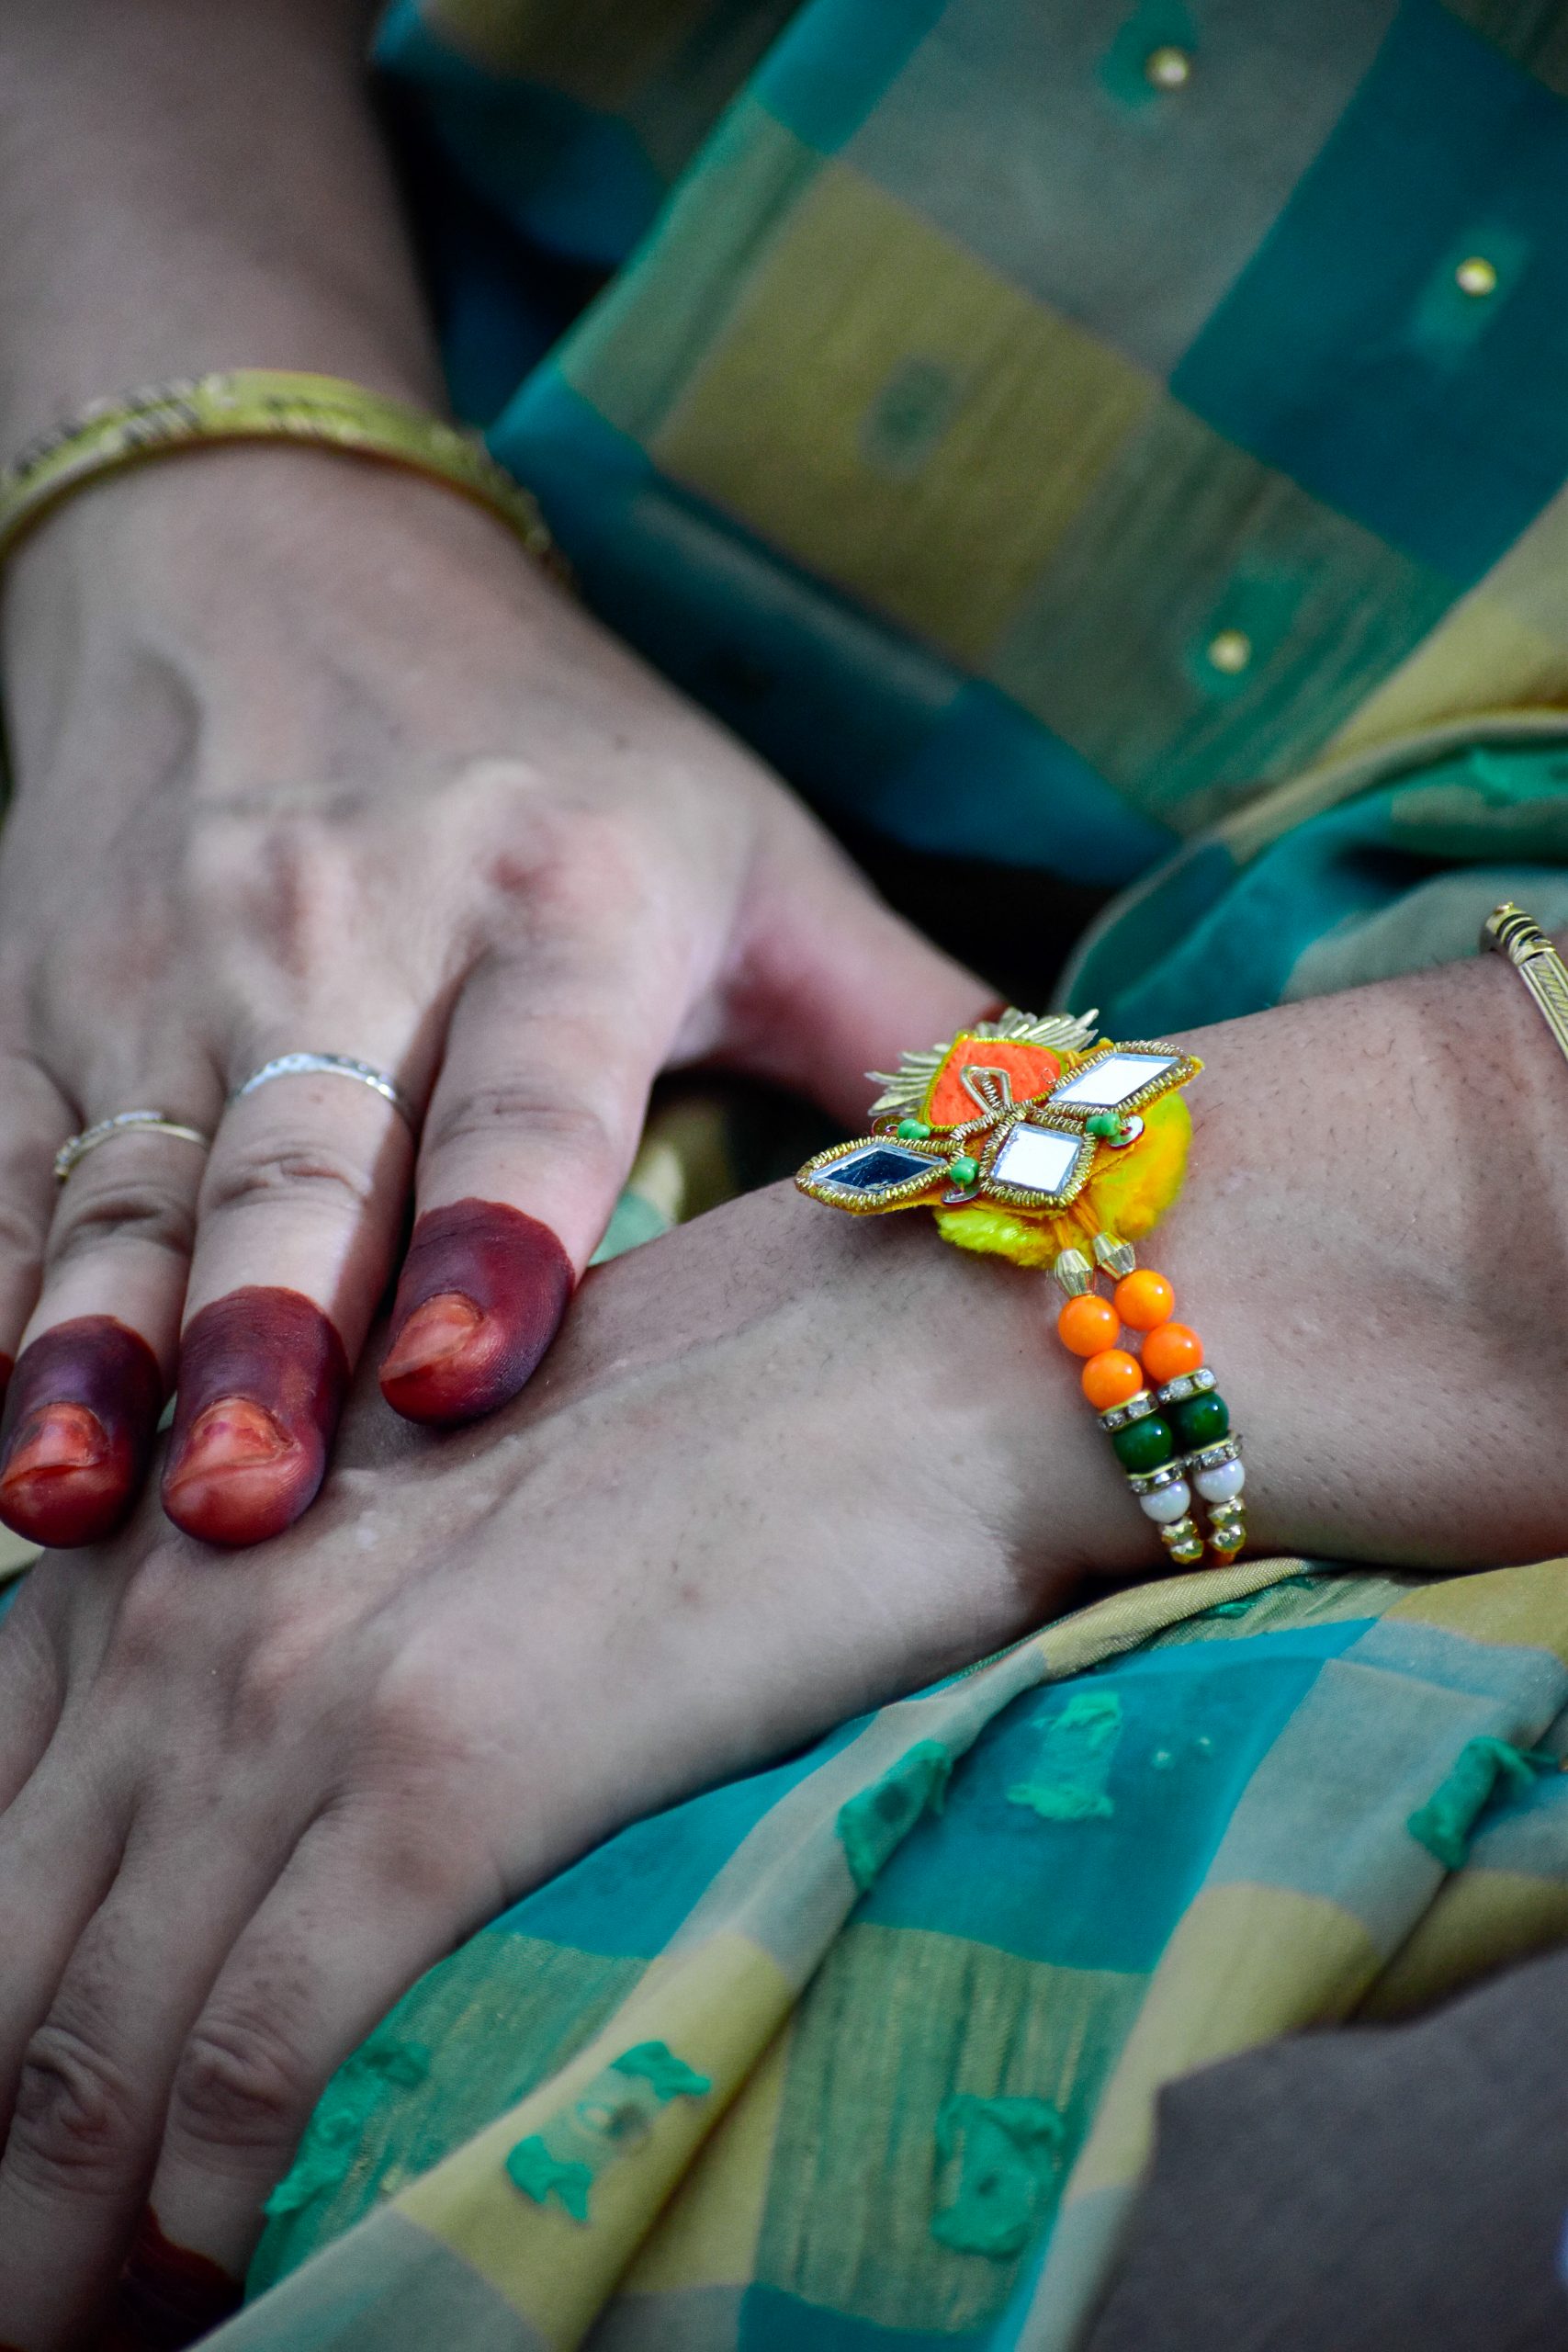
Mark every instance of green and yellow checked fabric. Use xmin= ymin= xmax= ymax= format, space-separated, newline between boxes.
xmin=377 ymin=0 xmax=1568 ymax=1025
xmin=224 ymin=1559 xmax=1568 ymax=2347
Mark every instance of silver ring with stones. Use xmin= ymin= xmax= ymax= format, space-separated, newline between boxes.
xmin=228 ymin=1052 xmax=416 ymax=1128
xmin=54 ymin=1110 xmax=212 ymax=1186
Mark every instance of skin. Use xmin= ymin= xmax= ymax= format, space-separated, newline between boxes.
xmin=0 ymin=959 xmax=1562 ymax=2341
xmin=0 ymin=0 xmax=981 ymax=1549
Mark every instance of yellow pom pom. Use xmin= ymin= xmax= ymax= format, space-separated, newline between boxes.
xmin=1087 ymin=1091 xmax=1190 ymax=1241
xmin=933 ymin=1203 xmax=1063 ymax=1267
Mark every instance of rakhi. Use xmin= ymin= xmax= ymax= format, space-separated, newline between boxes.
xmin=795 ymin=1010 xmax=1246 ymax=1566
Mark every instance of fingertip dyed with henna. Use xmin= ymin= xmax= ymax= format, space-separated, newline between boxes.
xmin=379 ymin=1199 xmax=572 ymax=1426
xmin=103 ymin=2208 xmax=243 ymax=2349
xmin=162 ymin=1286 xmax=348 ymax=1547
xmin=0 ymin=1317 xmax=164 ymax=1547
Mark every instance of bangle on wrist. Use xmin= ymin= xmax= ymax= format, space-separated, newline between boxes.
xmin=796 ymin=1010 xmax=1249 ymax=1569
xmin=0 ymin=369 xmax=558 ymax=573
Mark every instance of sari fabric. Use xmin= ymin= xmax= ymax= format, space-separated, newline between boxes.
xmin=228 ymin=1562 xmax=1568 ymax=2346
xmin=208 ymin=3 xmax=1568 ymax=2340
xmin=377 ymin=0 xmax=1568 ymax=1019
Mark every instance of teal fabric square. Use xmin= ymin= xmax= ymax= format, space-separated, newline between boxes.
xmin=857 ymin=683 xmax=1176 ymax=885
xmin=499 ymin=1717 xmax=865 ymax=1959
xmin=754 ymin=0 xmax=950 ymax=153
xmin=853 ymin=1625 xmax=1368 ymax=1972
xmin=742 ymin=2283 xmax=976 ymax=2346
xmin=1173 ymin=0 xmax=1568 ymax=583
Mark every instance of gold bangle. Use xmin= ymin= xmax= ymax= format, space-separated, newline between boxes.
xmin=1483 ymin=903 xmax=1568 ymax=1067
xmin=0 ymin=369 xmax=556 ymax=570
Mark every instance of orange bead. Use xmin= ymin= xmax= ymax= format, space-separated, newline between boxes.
xmin=1081 ymin=1349 xmax=1145 ymax=1410
xmin=1113 ymin=1269 xmax=1175 ymax=1331
xmin=1141 ymin=1321 xmax=1203 ymax=1384
xmin=1057 ymin=1293 xmax=1120 ymax=1357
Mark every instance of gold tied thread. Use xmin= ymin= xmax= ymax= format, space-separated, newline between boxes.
xmin=1483 ymin=902 xmax=1568 ymax=1068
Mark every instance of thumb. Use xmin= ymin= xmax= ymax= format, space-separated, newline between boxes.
xmin=721 ymin=814 xmax=999 ymax=1126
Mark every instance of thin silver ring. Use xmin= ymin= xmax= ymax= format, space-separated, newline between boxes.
xmin=228 ymin=1052 xmax=416 ymax=1128
xmin=54 ymin=1110 xmax=212 ymax=1186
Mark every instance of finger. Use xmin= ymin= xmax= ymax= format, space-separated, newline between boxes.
xmin=0 ymin=1744 xmax=131 ymax=2126
xmin=0 ymin=1049 xmax=73 ymax=1462
xmin=127 ymin=1800 xmax=490 ymax=2301
xmin=161 ymin=1064 xmax=415 ymax=1547
xmin=0 ymin=1577 xmax=67 ymax=1816
xmin=0 ymin=1793 xmax=292 ymax=2346
xmin=0 ymin=1094 xmax=214 ymax=1550
xmin=726 ymin=808 xmax=998 ymax=1126
xmin=378 ymin=938 xmax=650 ymax=1425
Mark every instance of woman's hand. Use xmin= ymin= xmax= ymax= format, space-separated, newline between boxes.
xmin=0 ymin=449 xmax=985 ymax=1550
xmin=0 ymin=1177 xmax=1100 ymax=2345
xmin=0 ymin=951 xmax=1565 ymax=2341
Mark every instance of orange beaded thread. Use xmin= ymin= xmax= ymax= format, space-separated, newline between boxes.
xmin=791 ymin=1011 xmax=1241 ymax=1566
xmin=1055 ymin=1266 xmax=1246 ymax=1566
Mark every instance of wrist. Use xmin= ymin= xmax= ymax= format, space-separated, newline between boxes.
xmin=0 ymin=441 xmax=563 ymax=805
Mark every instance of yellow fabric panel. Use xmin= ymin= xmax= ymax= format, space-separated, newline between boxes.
xmin=396 ymin=1930 xmax=793 ymax=2347
xmin=1321 ymin=595 xmax=1568 ymax=762
xmin=0 ymin=1526 xmax=39 ymax=1581
xmin=651 ymin=162 xmax=1156 ymax=666
xmin=1359 ymin=1866 xmax=1568 ymax=2019
xmin=1322 ymin=490 xmax=1568 ymax=762
xmin=1382 ymin=1555 xmax=1568 ymax=1664
xmin=1064 ymin=1882 xmax=1380 ymax=2199
xmin=424 ymin=0 xmax=703 ymax=97
xmin=620 ymin=2024 xmax=789 ymax=2293
xmin=1019 ymin=1556 xmax=1308 ymax=1678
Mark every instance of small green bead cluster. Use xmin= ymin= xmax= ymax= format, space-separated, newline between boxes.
xmin=1109 ymin=1390 xmax=1229 ymax=1473
xmin=1086 ymin=1110 xmax=1128 ymax=1141
xmin=892 ymin=1115 xmax=977 ymax=1190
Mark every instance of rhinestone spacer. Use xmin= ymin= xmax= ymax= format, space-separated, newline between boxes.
xmin=1184 ymin=1435 xmax=1242 ymax=1476
xmin=1128 ymin=1461 xmax=1188 ymax=1498
xmin=1093 ymin=1233 xmax=1137 ymax=1277
xmin=1100 ymin=1389 xmax=1156 ymax=1432
xmin=1052 ymin=1248 xmax=1093 ymax=1297
xmin=1156 ymin=1366 xmax=1216 ymax=1406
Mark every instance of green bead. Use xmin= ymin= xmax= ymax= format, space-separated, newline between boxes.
xmin=1086 ymin=1111 xmax=1125 ymax=1140
xmin=896 ymin=1117 xmax=931 ymax=1140
xmin=1170 ymin=1392 xmax=1229 ymax=1448
xmin=947 ymin=1156 xmax=979 ymax=1187
xmin=1111 ymin=1416 xmax=1174 ymax=1473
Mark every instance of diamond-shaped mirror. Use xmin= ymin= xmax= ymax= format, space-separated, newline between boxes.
xmin=989 ymin=1125 xmax=1088 ymax=1200
xmin=1049 ymin=1052 xmax=1179 ymax=1113
xmin=819 ymin=1143 xmax=936 ymax=1193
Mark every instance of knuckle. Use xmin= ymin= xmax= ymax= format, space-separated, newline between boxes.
xmin=201 ymin=1134 xmax=377 ymax=1223
xmin=171 ymin=2014 xmax=312 ymax=2154
xmin=102 ymin=1541 xmax=208 ymax=1677
xmin=225 ymin=1628 xmax=333 ymax=1749
xmin=423 ymin=1088 xmax=618 ymax=1170
xmin=188 ymin=808 xmax=365 ymax=974
xmin=47 ymin=1172 xmax=198 ymax=1271
xmin=9 ymin=2020 xmax=140 ymax=2191
xmin=0 ymin=1191 xmax=49 ymax=1268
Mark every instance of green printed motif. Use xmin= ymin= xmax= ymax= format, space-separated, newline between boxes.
xmin=1405 ymin=1736 xmax=1556 ymax=1870
xmin=931 ymin=2094 xmax=1065 ymax=2258
xmin=504 ymin=2040 xmax=713 ymax=2225
xmin=1007 ymin=1690 xmax=1123 ymax=1823
xmin=838 ymin=1739 xmax=953 ymax=1891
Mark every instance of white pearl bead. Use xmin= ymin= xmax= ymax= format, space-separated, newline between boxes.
xmin=1138 ymin=1479 xmax=1191 ymax=1523
xmin=1195 ymin=1460 xmax=1246 ymax=1503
